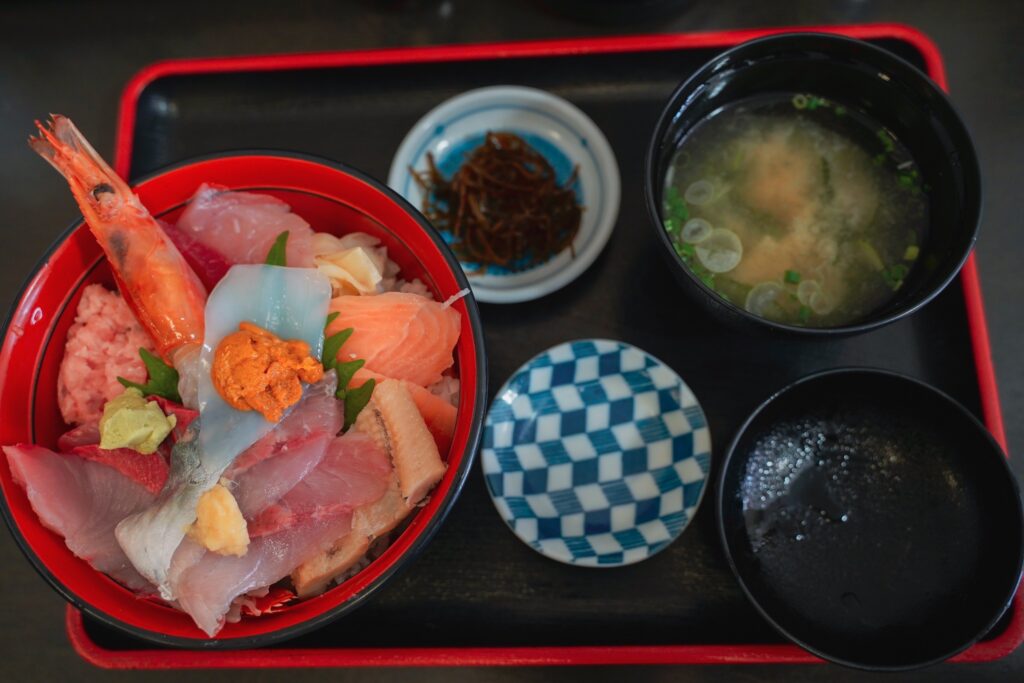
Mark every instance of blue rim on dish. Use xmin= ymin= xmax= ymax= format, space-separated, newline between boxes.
xmin=482 ymin=339 xmax=711 ymax=567
xmin=388 ymin=86 xmax=621 ymax=304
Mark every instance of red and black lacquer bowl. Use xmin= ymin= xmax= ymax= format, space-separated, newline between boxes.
xmin=0 ymin=152 xmax=487 ymax=648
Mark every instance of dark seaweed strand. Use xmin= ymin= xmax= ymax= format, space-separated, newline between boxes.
xmin=411 ymin=131 xmax=582 ymax=272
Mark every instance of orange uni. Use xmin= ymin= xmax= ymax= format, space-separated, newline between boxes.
xmin=211 ymin=322 xmax=324 ymax=422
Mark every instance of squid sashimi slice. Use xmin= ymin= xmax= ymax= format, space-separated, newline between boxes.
xmin=168 ymin=515 xmax=351 ymax=637
xmin=248 ymin=431 xmax=391 ymax=538
xmin=177 ymin=184 xmax=316 ymax=268
xmin=227 ymin=387 xmax=344 ymax=519
xmin=328 ymin=292 xmax=460 ymax=387
xmin=4 ymin=445 xmax=155 ymax=592
xmin=351 ymin=368 xmax=457 ymax=455
xmin=115 ymin=265 xmax=332 ymax=598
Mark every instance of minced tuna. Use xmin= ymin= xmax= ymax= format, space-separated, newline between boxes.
xmin=57 ymin=284 xmax=155 ymax=426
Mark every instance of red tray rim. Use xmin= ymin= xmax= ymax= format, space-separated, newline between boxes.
xmin=66 ymin=22 xmax=1019 ymax=669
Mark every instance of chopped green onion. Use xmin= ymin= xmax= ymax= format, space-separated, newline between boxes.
xmin=664 ymin=218 xmax=678 ymax=234
xmin=792 ymin=94 xmax=808 ymax=110
xmin=904 ymin=245 xmax=920 ymax=261
xmin=784 ymin=270 xmax=801 ymax=284
xmin=798 ymin=305 xmax=812 ymax=324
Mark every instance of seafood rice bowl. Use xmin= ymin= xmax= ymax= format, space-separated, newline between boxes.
xmin=0 ymin=117 xmax=485 ymax=647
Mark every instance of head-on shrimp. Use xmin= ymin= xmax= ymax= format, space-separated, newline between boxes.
xmin=29 ymin=115 xmax=206 ymax=363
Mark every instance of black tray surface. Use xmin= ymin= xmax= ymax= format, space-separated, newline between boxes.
xmin=83 ymin=37 xmax=999 ymax=651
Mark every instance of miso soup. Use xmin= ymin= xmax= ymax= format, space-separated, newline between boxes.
xmin=662 ymin=93 xmax=928 ymax=327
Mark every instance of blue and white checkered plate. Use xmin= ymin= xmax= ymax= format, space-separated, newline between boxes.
xmin=482 ymin=339 xmax=712 ymax=567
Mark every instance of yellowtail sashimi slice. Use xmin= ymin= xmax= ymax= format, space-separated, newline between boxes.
xmin=116 ymin=265 xmax=331 ymax=597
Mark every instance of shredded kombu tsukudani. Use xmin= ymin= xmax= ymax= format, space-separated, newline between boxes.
xmin=410 ymin=131 xmax=582 ymax=272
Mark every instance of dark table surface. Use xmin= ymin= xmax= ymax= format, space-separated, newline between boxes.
xmin=1 ymin=0 xmax=1021 ymax=680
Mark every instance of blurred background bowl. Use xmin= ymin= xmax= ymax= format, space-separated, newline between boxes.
xmin=0 ymin=152 xmax=487 ymax=647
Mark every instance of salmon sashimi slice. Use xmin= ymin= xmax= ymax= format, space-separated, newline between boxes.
xmin=291 ymin=380 xmax=448 ymax=597
xmin=351 ymin=368 xmax=456 ymax=455
xmin=328 ymin=292 xmax=460 ymax=387
xmin=4 ymin=444 xmax=156 ymax=592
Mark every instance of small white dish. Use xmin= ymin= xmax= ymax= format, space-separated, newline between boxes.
xmin=387 ymin=86 xmax=620 ymax=304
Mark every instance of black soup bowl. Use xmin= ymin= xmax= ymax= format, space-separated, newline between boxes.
xmin=718 ymin=369 xmax=1023 ymax=670
xmin=644 ymin=33 xmax=982 ymax=336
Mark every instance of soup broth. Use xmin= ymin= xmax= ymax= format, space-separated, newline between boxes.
xmin=662 ymin=93 xmax=928 ymax=327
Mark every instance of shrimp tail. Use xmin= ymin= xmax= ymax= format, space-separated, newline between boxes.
xmin=30 ymin=115 xmax=139 ymax=230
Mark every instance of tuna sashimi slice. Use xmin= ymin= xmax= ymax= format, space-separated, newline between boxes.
xmin=70 ymin=445 xmax=169 ymax=495
xmin=150 ymin=397 xmax=199 ymax=442
xmin=352 ymin=368 xmax=456 ymax=455
xmin=328 ymin=292 xmax=460 ymax=387
xmin=176 ymin=184 xmax=316 ymax=267
xmin=160 ymin=221 xmax=233 ymax=290
xmin=3 ymin=445 xmax=155 ymax=592
xmin=248 ymin=430 xmax=391 ymax=537
xmin=57 ymin=423 xmax=100 ymax=452
xmin=168 ymin=515 xmax=351 ymax=637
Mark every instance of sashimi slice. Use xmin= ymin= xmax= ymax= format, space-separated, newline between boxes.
xmin=328 ymin=292 xmax=460 ymax=387
xmin=160 ymin=221 xmax=232 ymax=289
xmin=351 ymin=368 xmax=456 ymax=455
xmin=70 ymin=445 xmax=168 ymax=495
xmin=115 ymin=265 xmax=332 ymax=598
xmin=226 ymin=377 xmax=343 ymax=478
xmin=177 ymin=184 xmax=315 ymax=267
xmin=248 ymin=430 xmax=390 ymax=537
xmin=168 ymin=514 xmax=350 ymax=636
xmin=57 ymin=423 xmax=100 ymax=451
xmin=228 ymin=387 xmax=343 ymax=519
xmin=291 ymin=473 xmax=408 ymax=598
xmin=150 ymin=397 xmax=199 ymax=442
xmin=4 ymin=445 xmax=155 ymax=592
xmin=291 ymin=381 xmax=447 ymax=597
xmin=355 ymin=379 xmax=446 ymax=505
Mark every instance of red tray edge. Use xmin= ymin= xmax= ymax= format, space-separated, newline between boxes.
xmin=65 ymin=22 xmax=1019 ymax=669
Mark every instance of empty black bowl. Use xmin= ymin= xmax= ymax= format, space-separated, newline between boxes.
xmin=717 ymin=368 xmax=1023 ymax=670
xmin=644 ymin=33 xmax=982 ymax=336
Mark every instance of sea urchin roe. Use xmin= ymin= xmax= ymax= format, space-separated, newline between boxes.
xmin=99 ymin=387 xmax=177 ymax=454
xmin=211 ymin=322 xmax=324 ymax=423
xmin=411 ymin=131 xmax=582 ymax=273
xmin=187 ymin=482 xmax=250 ymax=557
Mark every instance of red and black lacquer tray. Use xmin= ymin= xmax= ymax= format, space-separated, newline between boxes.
xmin=64 ymin=23 xmax=1021 ymax=668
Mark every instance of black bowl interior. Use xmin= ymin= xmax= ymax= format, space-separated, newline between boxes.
xmin=646 ymin=34 xmax=982 ymax=334
xmin=718 ymin=369 xmax=1023 ymax=670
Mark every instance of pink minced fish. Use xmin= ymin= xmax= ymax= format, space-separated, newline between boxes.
xmin=4 ymin=445 xmax=155 ymax=592
xmin=176 ymin=183 xmax=316 ymax=268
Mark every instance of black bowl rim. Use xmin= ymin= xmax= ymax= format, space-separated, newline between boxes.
xmin=643 ymin=32 xmax=983 ymax=336
xmin=0 ymin=149 xmax=488 ymax=649
xmin=715 ymin=366 xmax=1024 ymax=671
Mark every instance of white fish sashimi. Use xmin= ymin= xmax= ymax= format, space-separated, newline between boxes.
xmin=168 ymin=515 xmax=352 ymax=637
xmin=115 ymin=265 xmax=332 ymax=598
xmin=4 ymin=445 xmax=155 ymax=593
